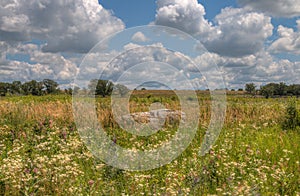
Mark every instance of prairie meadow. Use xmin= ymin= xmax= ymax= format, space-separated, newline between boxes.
xmin=0 ymin=92 xmax=299 ymax=195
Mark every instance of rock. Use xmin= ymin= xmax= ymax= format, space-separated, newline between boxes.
xmin=122 ymin=109 xmax=186 ymax=125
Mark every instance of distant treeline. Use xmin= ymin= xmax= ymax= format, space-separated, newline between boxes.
xmin=0 ymin=79 xmax=72 ymax=96
xmin=0 ymin=79 xmax=128 ymax=97
xmin=245 ymin=82 xmax=300 ymax=98
xmin=1 ymin=79 xmax=300 ymax=98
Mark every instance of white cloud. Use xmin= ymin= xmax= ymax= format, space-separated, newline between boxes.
xmin=154 ymin=1 xmax=273 ymax=57
xmin=155 ymin=0 xmax=216 ymax=37
xmin=0 ymin=41 xmax=9 ymax=63
xmin=269 ymin=20 xmax=300 ymax=55
xmin=0 ymin=44 xmax=78 ymax=83
xmin=0 ymin=0 xmax=125 ymax=53
xmin=131 ymin=32 xmax=149 ymax=42
xmin=193 ymin=49 xmax=300 ymax=88
xmin=204 ymin=8 xmax=273 ymax=57
xmin=238 ymin=0 xmax=300 ymax=18
xmin=29 ymin=50 xmax=79 ymax=81
xmin=0 ymin=0 xmax=125 ymax=85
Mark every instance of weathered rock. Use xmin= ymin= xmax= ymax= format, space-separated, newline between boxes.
xmin=122 ymin=109 xmax=186 ymax=124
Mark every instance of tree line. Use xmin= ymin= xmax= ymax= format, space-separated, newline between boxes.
xmin=1 ymin=79 xmax=300 ymax=98
xmin=0 ymin=79 xmax=129 ymax=97
xmin=0 ymin=79 xmax=63 ymax=96
xmin=245 ymin=82 xmax=300 ymax=98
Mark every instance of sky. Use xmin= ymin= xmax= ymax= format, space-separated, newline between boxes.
xmin=0 ymin=0 xmax=300 ymax=89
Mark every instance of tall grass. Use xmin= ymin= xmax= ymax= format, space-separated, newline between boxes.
xmin=282 ymin=97 xmax=300 ymax=131
xmin=0 ymin=94 xmax=299 ymax=195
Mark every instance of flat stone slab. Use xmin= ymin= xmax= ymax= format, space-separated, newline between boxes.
xmin=122 ymin=109 xmax=186 ymax=124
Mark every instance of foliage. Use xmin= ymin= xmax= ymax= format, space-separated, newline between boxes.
xmin=245 ymin=83 xmax=256 ymax=95
xmin=42 ymin=79 xmax=59 ymax=94
xmin=260 ymin=82 xmax=291 ymax=98
xmin=0 ymin=95 xmax=299 ymax=195
xmin=243 ymin=82 xmax=300 ymax=98
xmin=0 ymin=79 xmax=60 ymax=96
xmin=260 ymin=83 xmax=276 ymax=98
xmin=282 ymin=98 xmax=300 ymax=130
xmin=88 ymin=79 xmax=114 ymax=97
xmin=287 ymin=84 xmax=300 ymax=96
xmin=22 ymin=80 xmax=44 ymax=96
xmin=113 ymin=84 xmax=130 ymax=97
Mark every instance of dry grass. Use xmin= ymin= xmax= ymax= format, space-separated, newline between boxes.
xmin=0 ymin=94 xmax=299 ymax=195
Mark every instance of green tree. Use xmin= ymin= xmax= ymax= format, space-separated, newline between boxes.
xmin=0 ymin=82 xmax=8 ymax=96
xmin=43 ymin=79 xmax=59 ymax=94
xmin=113 ymin=84 xmax=130 ymax=97
xmin=22 ymin=80 xmax=43 ymax=96
xmin=65 ymin=88 xmax=73 ymax=95
xmin=11 ymin=81 xmax=22 ymax=94
xmin=260 ymin=84 xmax=275 ymax=98
xmin=287 ymin=84 xmax=300 ymax=96
xmin=277 ymin=82 xmax=287 ymax=96
xmin=88 ymin=79 xmax=114 ymax=97
xmin=245 ymin=83 xmax=256 ymax=95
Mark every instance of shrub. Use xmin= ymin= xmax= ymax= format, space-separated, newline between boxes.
xmin=282 ymin=98 xmax=300 ymax=130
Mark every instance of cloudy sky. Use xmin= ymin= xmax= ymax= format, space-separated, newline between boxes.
xmin=0 ymin=0 xmax=299 ymax=89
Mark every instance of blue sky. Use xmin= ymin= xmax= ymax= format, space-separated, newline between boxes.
xmin=100 ymin=0 xmax=157 ymax=27
xmin=0 ymin=0 xmax=299 ymax=89
xmin=99 ymin=0 xmax=299 ymax=30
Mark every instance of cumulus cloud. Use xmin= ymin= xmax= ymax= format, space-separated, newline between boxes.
xmin=204 ymin=8 xmax=273 ymax=57
xmin=29 ymin=50 xmax=79 ymax=81
xmin=131 ymin=32 xmax=149 ymax=42
xmin=154 ymin=1 xmax=273 ymax=57
xmin=0 ymin=0 xmax=125 ymax=85
xmin=238 ymin=0 xmax=300 ymax=18
xmin=192 ymin=49 xmax=300 ymax=89
xmin=223 ymin=52 xmax=300 ymax=88
xmin=0 ymin=0 xmax=125 ymax=53
xmin=269 ymin=20 xmax=300 ymax=55
xmin=0 ymin=43 xmax=78 ymax=83
xmin=155 ymin=0 xmax=215 ymax=37
xmin=1 ymin=59 xmax=78 ymax=83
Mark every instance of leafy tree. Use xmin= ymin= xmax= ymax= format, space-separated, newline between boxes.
xmin=245 ymin=83 xmax=256 ymax=95
xmin=88 ymin=79 xmax=114 ymax=97
xmin=260 ymin=84 xmax=275 ymax=98
xmin=22 ymin=80 xmax=43 ymax=96
xmin=260 ymin=82 xmax=289 ymax=98
xmin=43 ymin=79 xmax=59 ymax=94
xmin=11 ymin=81 xmax=22 ymax=94
xmin=113 ymin=84 xmax=130 ymax=97
xmin=65 ymin=88 xmax=72 ymax=95
xmin=287 ymin=84 xmax=300 ymax=96
xmin=0 ymin=82 xmax=8 ymax=96
xmin=276 ymin=82 xmax=287 ymax=96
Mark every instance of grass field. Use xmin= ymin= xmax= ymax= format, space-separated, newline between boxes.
xmin=0 ymin=93 xmax=299 ymax=195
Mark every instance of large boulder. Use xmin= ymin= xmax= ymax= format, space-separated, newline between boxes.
xmin=122 ymin=109 xmax=185 ymax=126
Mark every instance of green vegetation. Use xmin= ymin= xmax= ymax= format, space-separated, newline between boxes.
xmin=0 ymin=93 xmax=299 ymax=195
xmin=282 ymin=97 xmax=300 ymax=131
xmin=0 ymin=79 xmax=59 ymax=96
xmin=245 ymin=82 xmax=300 ymax=98
xmin=245 ymin=83 xmax=256 ymax=96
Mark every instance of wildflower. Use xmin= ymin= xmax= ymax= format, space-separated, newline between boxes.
xmin=88 ymin=180 xmax=94 ymax=186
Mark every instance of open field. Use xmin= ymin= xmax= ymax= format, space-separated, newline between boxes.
xmin=0 ymin=93 xmax=299 ymax=195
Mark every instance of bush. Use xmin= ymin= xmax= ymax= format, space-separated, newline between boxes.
xmin=282 ymin=98 xmax=300 ymax=130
